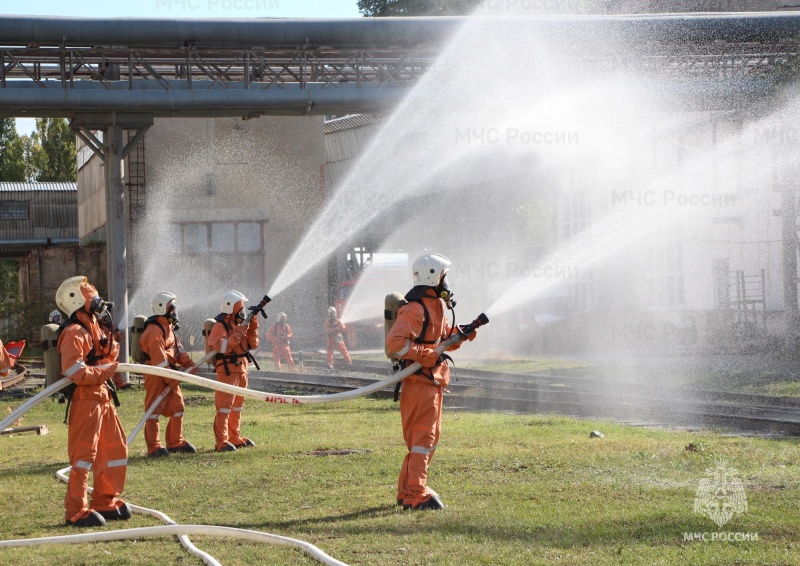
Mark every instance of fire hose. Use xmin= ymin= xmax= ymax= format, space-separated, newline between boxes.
xmin=0 ymin=313 xmax=488 ymax=564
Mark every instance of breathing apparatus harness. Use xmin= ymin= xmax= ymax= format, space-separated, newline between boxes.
xmin=213 ymin=313 xmax=260 ymax=376
xmin=58 ymin=313 xmax=121 ymax=424
xmin=391 ymin=284 xmax=457 ymax=402
xmin=136 ymin=316 xmax=184 ymax=369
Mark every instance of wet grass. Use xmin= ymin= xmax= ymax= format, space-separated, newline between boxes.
xmin=2 ymin=386 xmax=800 ymax=565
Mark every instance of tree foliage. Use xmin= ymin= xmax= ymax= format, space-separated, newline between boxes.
xmin=0 ymin=118 xmax=27 ymax=182
xmin=29 ymin=118 xmax=77 ymax=182
xmin=358 ymin=0 xmax=481 ymax=17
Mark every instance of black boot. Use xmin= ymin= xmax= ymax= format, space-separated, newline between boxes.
xmin=147 ymin=447 xmax=170 ymax=458
xmin=411 ymin=493 xmax=445 ymax=511
xmin=233 ymin=438 xmax=255 ymax=449
xmin=216 ymin=442 xmax=237 ymax=452
xmin=98 ymin=502 xmax=132 ymax=521
xmin=66 ymin=510 xmax=106 ymax=527
xmin=168 ymin=441 xmax=197 ymax=454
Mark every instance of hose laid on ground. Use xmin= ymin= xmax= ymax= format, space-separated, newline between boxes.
xmin=0 ymin=522 xmax=348 ymax=566
xmin=52 ymin=466 xmax=222 ymax=566
xmin=0 ymin=465 xmax=346 ymax=565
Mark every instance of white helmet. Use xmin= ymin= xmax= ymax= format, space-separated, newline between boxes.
xmin=220 ymin=290 xmax=248 ymax=314
xmin=152 ymin=292 xmax=177 ymax=316
xmin=278 ymin=312 xmax=287 ymax=320
xmin=56 ymin=276 xmax=90 ymax=317
xmin=49 ymin=310 xmax=63 ymax=324
xmin=327 ymin=306 xmax=337 ymax=317
xmin=412 ymin=253 xmax=451 ymax=287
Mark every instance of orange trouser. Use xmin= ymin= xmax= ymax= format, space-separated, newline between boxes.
xmin=214 ymin=371 xmax=247 ymax=450
xmin=326 ymin=340 xmax=351 ymax=366
xmin=272 ymin=345 xmax=295 ymax=371
xmin=143 ymin=375 xmax=186 ymax=454
xmin=66 ymin=398 xmax=128 ymax=522
xmin=397 ymin=378 xmax=443 ymax=507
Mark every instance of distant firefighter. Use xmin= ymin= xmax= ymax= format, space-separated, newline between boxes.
xmin=208 ymin=291 xmax=260 ymax=452
xmin=56 ymin=276 xmax=130 ymax=527
xmin=139 ymin=292 xmax=198 ymax=458
xmin=266 ymin=312 xmax=296 ymax=372
xmin=49 ymin=309 xmax=63 ymax=325
xmin=325 ymin=306 xmax=352 ymax=370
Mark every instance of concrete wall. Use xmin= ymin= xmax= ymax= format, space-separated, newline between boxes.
xmin=19 ymin=245 xmax=107 ymax=303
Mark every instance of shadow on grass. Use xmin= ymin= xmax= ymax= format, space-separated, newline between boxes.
xmin=0 ymin=462 xmax=65 ymax=480
xmin=235 ymin=505 xmax=397 ymax=531
xmin=232 ymin=506 xmax=792 ymax=551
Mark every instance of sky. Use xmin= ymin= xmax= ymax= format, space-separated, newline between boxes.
xmin=1 ymin=0 xmax=362 ymax=136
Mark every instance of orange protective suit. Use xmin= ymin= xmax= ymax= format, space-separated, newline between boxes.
xmin=0 ymin=338 xmax=12 ymax=390
xmin=325 ymin=318 xmax=351 ymax=368
xmin=208 ymin=303 xmax=259 ymax=451
xmin=139 ymin=317 xmax=195 ymax=455
xmin=385 ymin=288 xmax=464 ymax=509
xmin=266 ymin=321 xmax=294 ymax=371
xmin=58 ymin=304 xmax=125 ymax=524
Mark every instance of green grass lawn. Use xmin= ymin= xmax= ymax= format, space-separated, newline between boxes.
xmin=1 ymin=386 xmax=799 ymax=565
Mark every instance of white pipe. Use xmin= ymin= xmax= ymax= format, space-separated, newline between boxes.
xmin=54 ymin=466 xmax=221 ymax=566
xmin=114 ymin=332 xmax=463 ymax=404
xmin=0 ymin=524 xmax=349 ymax=565
xmin=126 ymin=386 xmax=170 ymax=445
xmin=0 ymin=377 xmax=71 ymax=432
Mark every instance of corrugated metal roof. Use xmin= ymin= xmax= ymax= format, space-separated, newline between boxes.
xmin=0 ymin=182 xmax=77 ymax=192
xmin=324 ymin=114 xmax=382 ymax=134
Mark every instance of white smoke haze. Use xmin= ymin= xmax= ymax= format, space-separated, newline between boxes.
xmin=132 ymin=4 xmax=800 ymax=363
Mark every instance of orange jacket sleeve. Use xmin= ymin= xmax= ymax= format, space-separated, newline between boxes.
xmin=58 ymin=325 xmax=114 ymax=386
xmin=245 ymin=317 xmax=259 ymax=349
xmin=265 ymin=324 xmax=276 ymax=344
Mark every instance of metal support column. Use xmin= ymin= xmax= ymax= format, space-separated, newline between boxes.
xmin=106 ymin=118 xmax=130 ymax=383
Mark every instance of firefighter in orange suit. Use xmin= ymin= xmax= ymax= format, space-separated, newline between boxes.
xmin=208 ymin=290 xmax=260 ymax=452
xmin=324 ymin=306 xmax=352 ymax=369
xmin=0 ymin=338 xmax=13 ymax=391
xmin=386 ymin=254 xmax=476 ymax=511
xmin=140 ymin=292 xmax=198 ymax=458
xmin=266 ymin=312 xmax=296 ymax=371
xmin=56 ymin=276 xmax=130 ymax=527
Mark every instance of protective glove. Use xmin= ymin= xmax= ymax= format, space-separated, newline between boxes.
xmin=248 ymin=316 xmax=259 ymax=330
xmin=186 ymin=364 xmax=199 ymax=375
xmin=458 ymin=326 xmax=478 ymax=341
xmin=99 ymin=362 xmax=120 ymax=380
xmin=419 ymin=348 xmax=440 ymax=368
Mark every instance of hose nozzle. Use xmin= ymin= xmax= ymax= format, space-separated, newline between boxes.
xmin=458 ymin=312 xmax=489 ymax=337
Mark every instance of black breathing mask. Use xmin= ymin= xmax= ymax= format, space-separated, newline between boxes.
xmin=89 ymin=295 xmax=114 ymax=316
xmin=235 ymin=308 xmax=246 ymax=325
xmin=435 ymin=274 xmax=457 ymax=309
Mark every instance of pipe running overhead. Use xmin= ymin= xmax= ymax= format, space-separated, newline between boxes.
xmin=1 ymin=13 xmax=800 ymax=49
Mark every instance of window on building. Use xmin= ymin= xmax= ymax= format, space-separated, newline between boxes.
xmin=211 ymin=223 xmax=235 ymax=252
xmin=236 ymin=222 xmax=261 ymax=252
xmin=0 ymin=201 xmax=29 ymax=220
xmin=170 ymin=221 xmax=263 ymax=255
